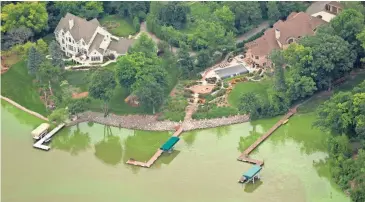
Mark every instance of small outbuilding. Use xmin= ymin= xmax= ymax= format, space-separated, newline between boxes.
xmin=214 ymin=64 xmax=249 ymax=79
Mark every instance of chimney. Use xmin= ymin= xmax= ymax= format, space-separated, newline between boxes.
xmin=69 ymin=19 xmax=74 ymax=29
xmin=275 ymin=29 xmax=280 ymax=40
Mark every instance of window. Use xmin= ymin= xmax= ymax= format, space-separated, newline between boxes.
xmin=288 ymin=38 xmax=295 ymax=44
xmin=62 ymin=39 xmax=65 ymax=44
xmin=255 ymin=56 xmax=259 ymax=60
xmin=91 ymin=56 xmax=100 ymax=61
xmin=263 ymin=62 xmax=267 ymax=66
xmin=62 ymin=47 xmax=65 ymax=51
xmin=68 ymin=37 xmax=71 ymax=42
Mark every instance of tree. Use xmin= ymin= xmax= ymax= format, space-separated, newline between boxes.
xmin=36 ymin=39 xmax=48 ymax=56
xmin=286 ymin=75 xmax=317 ymax=101
xmin=54 ymin=2 xmax=103 ymax=20
xmin=37 ymin=60 xmax=61 ymax=97
xmin=27 ymin=47 xmax=43 ymax=76
xmin=115 ymin=52 xmax=144 ymax=89
xmin=342 ymin=2 xmax=365 ymax=16
xmin=267 ymin=1 xmax=281 ymax=22
xmin=128 ymin=33 xmax=157 ymax=58
xmin=68 ymin=98 xmax=91 ymax=118
xmin=315 ymin=91 xmax=354 ymax=135
xmin=48 ymin=108 xmax=68 ymax=124
xmin=225 ymin=2 xmax=262 ymax=33
xmin=300 ymin=33 xmax=356 ymax=90
xmin=49 ymin=41 xmax=65 ymax=69
xmin=1 ymin=2 xmax=48 ymax=33
xmin=177 ymin=43 xmax=195 ymax=78
xmin=157 ymin=2 xmax=190 ymax=29
xmin=2 ymin=26 xmax=33 ymax=49
xmin=115 ymin=1 xmax=150 ymax=21
xmin=133 ymin=16 xmax=140 ymax=32
xmin=89 ymin=69 xmax=117 ymax=116
xmin=330 ymin=9 xmax=364 ymax=45
xmin=238 ymin=92 xmax=263 ymax=119
xmin=213 ymin=5 xmax=235 ymax=32
xmin=278 ymin=2 xmax=308 ymax=18
xmin=269 ymin=49 xmax=286 ymax=92
xmin=194 ymin=49 xmax=212 ymax=73
xmin=193 ymin=20 xmax=230 ymax=50
xmin=134 ymin=80 xmax=164 ymax=114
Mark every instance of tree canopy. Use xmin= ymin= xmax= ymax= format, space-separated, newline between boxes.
xmin=1 ymin=2 xmax=48 ymax=33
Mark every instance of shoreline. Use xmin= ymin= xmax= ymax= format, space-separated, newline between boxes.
xmin=66 ymin=111 xmax=250 ymax=131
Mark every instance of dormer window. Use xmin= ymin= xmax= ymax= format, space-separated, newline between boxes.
xmin=287 ymin=38 xmax=295 ymax=44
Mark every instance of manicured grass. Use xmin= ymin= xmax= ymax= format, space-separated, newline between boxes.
xmin=63 ymin=70 xmax=92 ymax=91
xmin=99 ymin=15 xmax=137 ymax=37
xmin=228 ymin=79 xmax=272 ymax=108
xmin=1 ymin=61 xmax=48 ymax=116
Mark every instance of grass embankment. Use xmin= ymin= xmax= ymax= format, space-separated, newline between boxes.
xmin=298 ymin=71 xmax=365 ymax=113
xmin=1 ymin=61 xmax=48 ymax=116
xmin=100 ymin=15 xmax=137 ymax=37
xmin=228 ymin=79 xmax=272 ymax=108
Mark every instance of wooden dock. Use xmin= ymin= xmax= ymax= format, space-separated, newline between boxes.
xmin=33 ymin=123 xmax=65 ymax=151
xmin=126 ymin=125 xmax=183 ymax=168
xmin=237 ymin=106 xmax=298 ymax=165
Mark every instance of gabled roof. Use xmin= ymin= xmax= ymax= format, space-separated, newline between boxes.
xmin=108 ymin=38 xmax=135 ymax=55
xmin=55 ymin=13 xmax=100 ymax=44
xmin=246 ymin=12 xmax=326 ymax=57
xmin=88 ymin=33 xmax=105 ymax=54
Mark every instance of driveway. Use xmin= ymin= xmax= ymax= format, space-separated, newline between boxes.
xmin=235 ymin=21 xmax=270 ymax=43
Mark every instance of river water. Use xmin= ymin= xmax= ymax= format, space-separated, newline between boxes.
xmin=1 ymin=101 xmax=350 ymax=202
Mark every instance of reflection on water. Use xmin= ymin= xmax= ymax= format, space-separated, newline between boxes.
xmin=244 ymin=180 xmax=264 ymax=193
xmin=1 ymin=102 xmax=350 ymax=202
xmin=51 ymin=125 xmax=91 ymax=155
xmin=94 ymin=126 xmax=123 ymax=166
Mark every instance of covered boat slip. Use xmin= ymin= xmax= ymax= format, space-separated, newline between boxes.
xmin=239 ymin=165 xmax=262 ymax=184
xmin=31 ymin=123 xmax=50 ymax=139
xmin=160 ymin=136 xmax=180 ymax=151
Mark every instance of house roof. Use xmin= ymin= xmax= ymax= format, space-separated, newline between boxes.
xmin=245 ymin=12 xmax=326 ymax=57
xmin=328 ymin=1 xmax=343 ymax=8
xmin=215 ymin=64 xmax=248 ymax=78
xmin=88 ymin=33 xmax=105 ymax=54
xmin=108 ymin=38 xmax=135 ymax=55
xmin=55 ymin=13 xmax=100 ymax=44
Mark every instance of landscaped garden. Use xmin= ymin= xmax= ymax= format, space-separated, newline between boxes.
xmin=100 ymin=15 xmax=137 ymax=37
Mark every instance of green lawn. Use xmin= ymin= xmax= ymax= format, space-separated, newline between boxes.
xmin=99 ymin=15 xmax=137 ymax=37
xmin=1 ymin=61 xmax=48 ymax=116
xmin=228 ymin=79 xmax=272 ymax=108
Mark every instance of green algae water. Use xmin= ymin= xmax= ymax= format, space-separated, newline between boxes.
xmin=1 ymin=101 xmax=349 ymax=202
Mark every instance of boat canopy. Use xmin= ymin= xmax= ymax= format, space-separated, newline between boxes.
xmin=31 ymin=123 xmax=50 ymax=138
xmin=243 ymin=165 xmax=262 ymax=179
xmin=160 ymin=137 xmax=180 ymax=151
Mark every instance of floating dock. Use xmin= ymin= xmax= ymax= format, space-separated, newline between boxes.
xmin=33 ymin=123 xmax=65 ymax=151
xmin=126 ymin=126 xmax=183 ymax=168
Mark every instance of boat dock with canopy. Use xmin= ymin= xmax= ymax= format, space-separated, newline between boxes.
xmin=160 ymin=136 xmax=180 ymax=152
xmin=31 ymin=123 xmax=50 ymax=140
xmin=238 ymin=165 xmax=262 ymax=184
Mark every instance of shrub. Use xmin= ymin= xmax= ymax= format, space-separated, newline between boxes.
xmin=183 ymin=91 xmax=192 ymax=98
xmin=193 ymin=106 xmax=238 ymax=119
xmin=212 ymin=85 xmax=220 ymax=92
xmin=223 ymin=81 xmax=229 ymax=88
xmin=215 ymin=89 xmax=227 ymax=97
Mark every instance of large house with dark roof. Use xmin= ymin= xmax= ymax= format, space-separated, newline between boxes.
xmin=54 ymin=13 xmax=134 ymax=64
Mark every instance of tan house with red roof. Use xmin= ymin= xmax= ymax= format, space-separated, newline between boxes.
xmin=244 ymin=12 xmax=326 ymax=68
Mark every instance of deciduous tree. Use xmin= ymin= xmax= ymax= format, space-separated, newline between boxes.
xmin=1 ymin=2 xmax=48 ymax=33
xmin=267 ymin=1 xmax=281 ymax=22
xmin=89 ymin=69 xmax=117 ymax=116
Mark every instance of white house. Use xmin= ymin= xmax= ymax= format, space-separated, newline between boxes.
xmin=54 ymin=13 xmax=134 ymax=64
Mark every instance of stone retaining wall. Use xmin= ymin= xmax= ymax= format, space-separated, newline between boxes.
xmin=66 ymin=111 xmax=250 ymax=131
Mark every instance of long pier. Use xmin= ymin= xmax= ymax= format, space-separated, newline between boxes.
xmin=126 ymin=126 xmax=183 ymax=168
xmin=237 ymin=106 xmax=298 ymax=164
xmin=33 ymin=123 xmax=65 ymax=151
